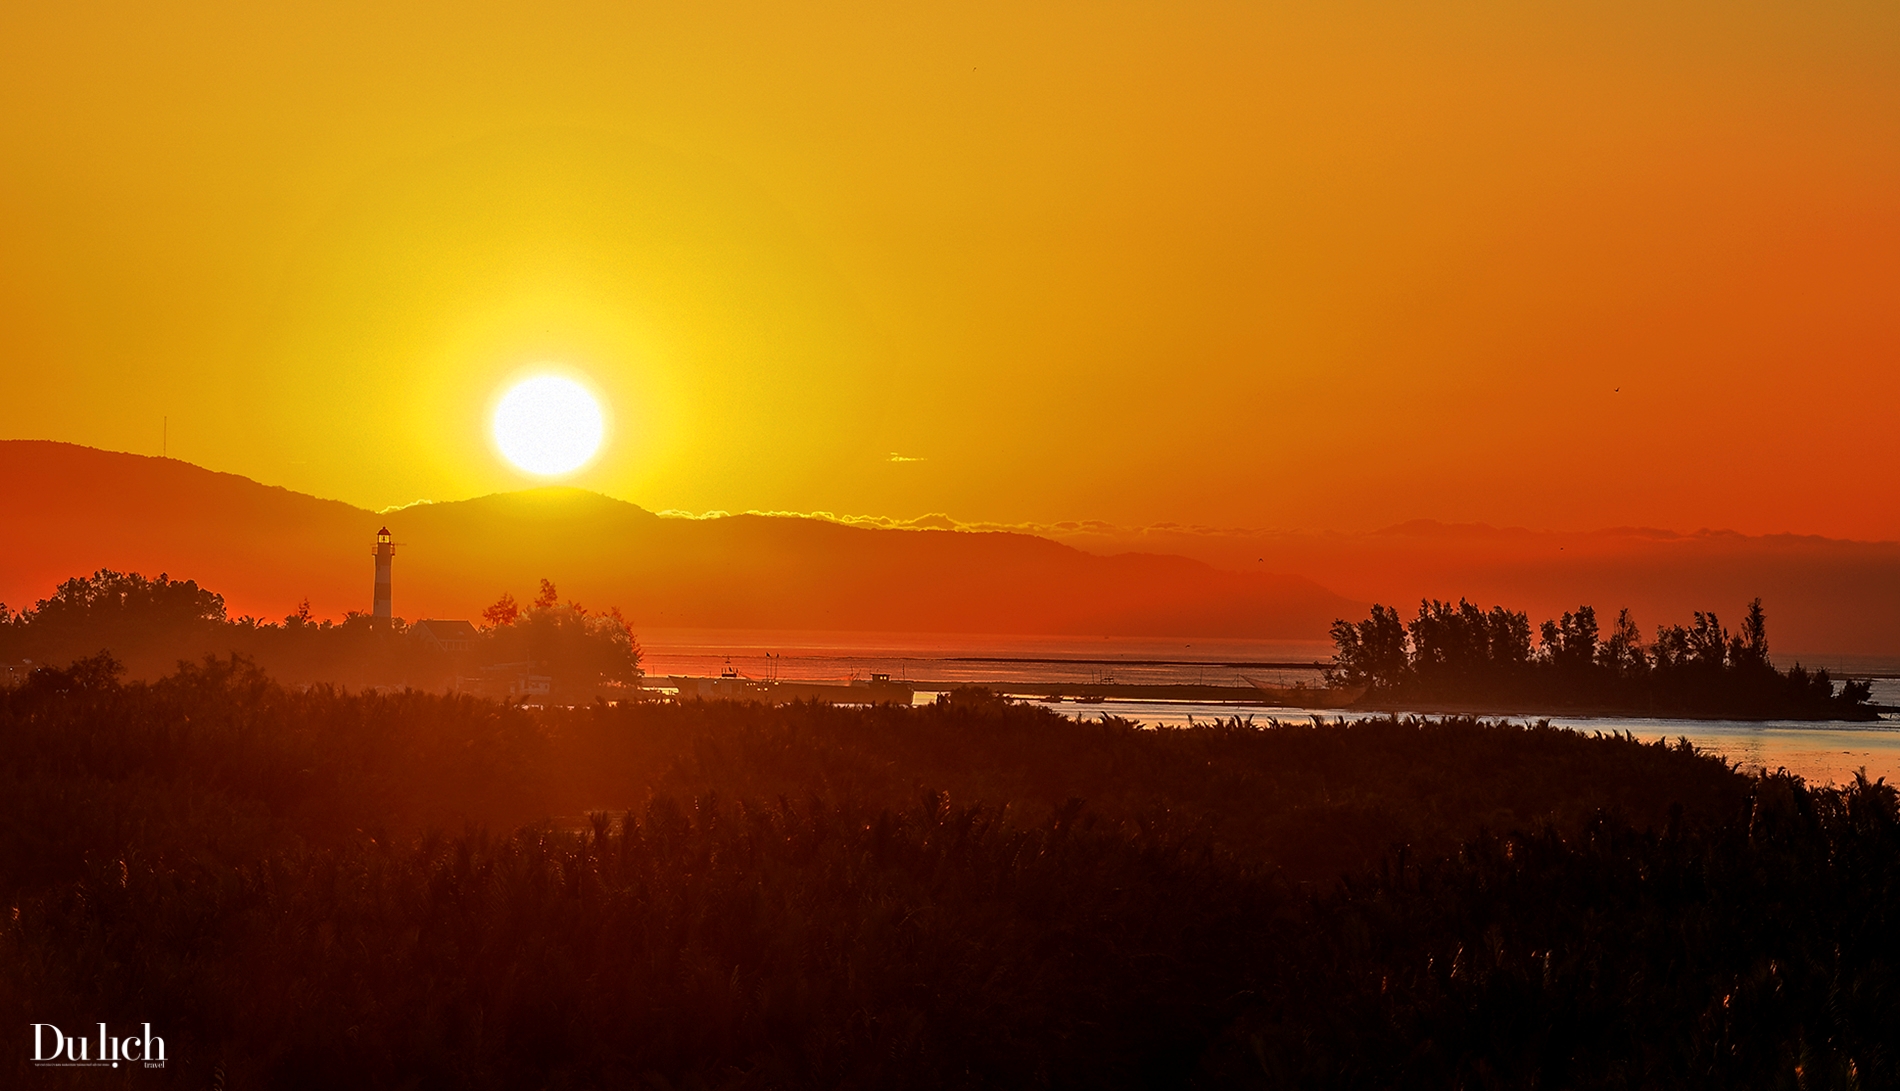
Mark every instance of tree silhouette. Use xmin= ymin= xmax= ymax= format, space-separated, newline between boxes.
xmin=481 ymin=593 xmax=520 ymax=629
xmin=1329 ymin=597 xmax=1874 ymax=719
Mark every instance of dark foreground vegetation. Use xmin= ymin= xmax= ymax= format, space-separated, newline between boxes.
xmin=0 ymin=569 xmax=639 ymax=695
xmin=1331 ymin=597 xmax=1876 ymax=719
xmin=3 ymin=660 xmax=1899 ymax=1088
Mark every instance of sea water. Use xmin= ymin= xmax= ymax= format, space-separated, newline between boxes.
xmin=638 ymin=630 xmax=1900 ymax=786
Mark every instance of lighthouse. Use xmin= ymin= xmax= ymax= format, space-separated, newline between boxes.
xmin=372 ymin=526 xmax=395 ymax=622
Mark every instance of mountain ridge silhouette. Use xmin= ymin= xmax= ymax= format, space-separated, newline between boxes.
xmin=0 ymin=441 xmax=1355 ymax=639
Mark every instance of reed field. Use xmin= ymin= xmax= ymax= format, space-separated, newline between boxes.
xmin=3 ymin=659 xmax=1896 ymax=1088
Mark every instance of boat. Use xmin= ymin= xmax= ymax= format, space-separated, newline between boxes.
xmin=848 ymin=672 xmax=915 ymax=703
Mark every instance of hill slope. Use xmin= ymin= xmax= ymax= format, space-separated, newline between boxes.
xmin=0 ymin=442 xmax=1354 ymax=639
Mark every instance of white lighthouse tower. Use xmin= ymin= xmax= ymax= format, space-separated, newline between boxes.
xmin=372 ymin=526 xmax=395 ymax=622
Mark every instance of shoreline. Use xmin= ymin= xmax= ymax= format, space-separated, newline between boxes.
xmin=1350 ymin=699 xmax=1891 ymax=725
xmin=903 ymin=680 xmax=1896 ymax=724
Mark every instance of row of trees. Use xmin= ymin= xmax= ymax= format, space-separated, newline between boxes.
xmin=1328 ymin=598 xmax=1875 ymax=719
xmin=0 ymin=570 xmax=640 ymax=699
xmin=474 ymin=579 xmax=643 ymax=698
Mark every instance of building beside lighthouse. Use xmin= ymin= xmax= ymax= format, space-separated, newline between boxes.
xmin=372 ymin=526 xmax=395 ymax=622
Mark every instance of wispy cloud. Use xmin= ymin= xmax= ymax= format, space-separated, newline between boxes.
xmin=654 ymin=509 xmax=734 ymax=520
xmin=651 ymin=507 xmax=1256 ymax=540
xmin=886 ymin=452 xmax=926 ymax=463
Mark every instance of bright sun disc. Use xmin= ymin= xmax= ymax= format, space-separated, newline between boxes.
xmin=493 ymin=375 xmax=605 ymax=476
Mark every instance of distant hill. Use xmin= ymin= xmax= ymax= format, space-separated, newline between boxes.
xmin=0 ymin=442 xmax=1356 ymax=640
xmin=1045 ymin=518 xmax=1900 ymax=660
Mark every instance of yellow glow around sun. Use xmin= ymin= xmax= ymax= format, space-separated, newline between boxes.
xmin=492 ymin=375 xmax=606 ymax=476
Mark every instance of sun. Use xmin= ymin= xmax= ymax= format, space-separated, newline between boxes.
xmin=492 ymin=375 xmax=606 ymax=476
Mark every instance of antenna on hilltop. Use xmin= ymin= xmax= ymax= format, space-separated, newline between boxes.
xmin=163 ymin=417 xmax=167 ymax=459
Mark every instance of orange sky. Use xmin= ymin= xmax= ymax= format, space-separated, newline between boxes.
xmin=3 ymin=2 xmax=1897 ymax=539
